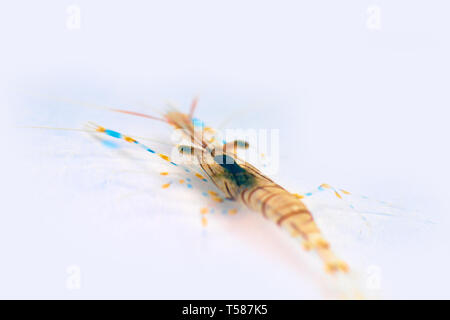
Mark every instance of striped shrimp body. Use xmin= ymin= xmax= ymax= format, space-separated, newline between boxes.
xmin=163 ymin=109 xmax=349 ymax=274
xmin=241 ymin=181 xmax=349 ymax=273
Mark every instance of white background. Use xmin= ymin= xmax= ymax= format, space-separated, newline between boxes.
xmin=0 ymin=1 xmax=449 ymax=299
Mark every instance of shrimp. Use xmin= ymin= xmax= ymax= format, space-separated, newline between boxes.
xmin=87 ymin=99 xmax=349 ymax=274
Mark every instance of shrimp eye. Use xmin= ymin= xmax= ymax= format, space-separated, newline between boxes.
xmin=214 ymin=154 xmax=244 ymax=174
xmin=178 ymin=145 xmax=193 ymax=154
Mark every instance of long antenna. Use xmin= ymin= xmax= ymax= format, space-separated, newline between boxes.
xmin=19 ymin=125 xmax=176 ymax=147
xmin=28 ymin=95 xmax=169 ymax=123
xmin=109 ymin=108 xmax=168 ymax=123
xmin=188 ymin=97 xmax=199 ymax=119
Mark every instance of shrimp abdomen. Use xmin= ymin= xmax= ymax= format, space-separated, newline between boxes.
xmin=241 ymin=182 xmax=349 ymax=273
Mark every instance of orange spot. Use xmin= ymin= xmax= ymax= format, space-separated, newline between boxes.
xmin=338 ymin=261 xmax=350 ymax=273
xmin=160 ymin=172 xmax=169 ymax=176
xmin=200 ymin=208 xmax=209 ymax=214
xmin=321 ymin=183 xmax=331 ymax=189
xmin=96 ymin=126 xmax=106 ymax=132
xmin=335 ymin=191 xmax=342 ymax=199
xmin=201 ymin=217 xmax=208 ymax=227
xmin=325 ymin=260 xmax=349 ymax=273
xmin=208 ymin=191 xmax=218 ymax=197
xmin=213 ymin=197 xmax=224 ymax=203
xmin=340 ymin=189 xmax=351 ymax=195
xmin=325 ymin=263 xmax=338 ymax=274
xmin=293 ymin=193 xmax=304 ymax=199
xmin=124 ymin=136 xmax=136 ymax=143
xmin=228 ymin=209 xmax=237 ymax=215
xmin=195 ymin=173 xmax=205 ymax=180
xmin=302 ymin=241 xmax=313 ymax=251
xmin=290 ymin=229 xmax=300 ymax=237
xmin=159 ymin=154 xmax=170 ymax=161
xmin=314 ymin=237 xmax=330 ymax=249
xmin=161 ymin=183 xmax=171 ymax=189
xmin=179 ymin=179 xmax=185 ymax=184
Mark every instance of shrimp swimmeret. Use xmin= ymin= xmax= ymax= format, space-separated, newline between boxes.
xmin=83 ymin=99 xmax=350 ymax=275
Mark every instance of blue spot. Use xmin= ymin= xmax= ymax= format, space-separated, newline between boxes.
xmin=318 ymin=186 xmax=324 ymax=191
xmin=202 ymin=192 xmax=208 ymax=197
xmin=305 ymin=192 xmax=313 ymax=196
xmin=170 ymin=162 xmax=178 ymax=166
xmin=202 ymin=179 xmax=208 ymax=182
xmin=101 ymin=140 xmax=119 ymax=149
xmin=187 ymin=178 xmax=191 ymax=182
xmin=222 ymin=140 xmax=226 ymax=145
xmin=185 ymin=168 xmax=190 ymax=173
xmin=147 ymin=148 xmax=155 ymax=153
xmin=187 ymin=184 xmax=193 ymax=189
xmin=192 ymin=118 xmax=204 ymax=127
xmin=104 ymin=130 xmax=122 ymax=139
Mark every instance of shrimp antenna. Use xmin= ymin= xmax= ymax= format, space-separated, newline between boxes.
xmin=29 ymin=95 xmax=170 ymax=124
xmin=188 ymin=96 xmax=199 ymax=119
xmin=108 ymin=108 xmax=168 ymax=123
xmin=18 ymin=125 xmax=176 ymax=147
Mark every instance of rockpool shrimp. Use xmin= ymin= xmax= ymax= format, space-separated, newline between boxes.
xmin=82 ymin=98 xmax=351 ymax=274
